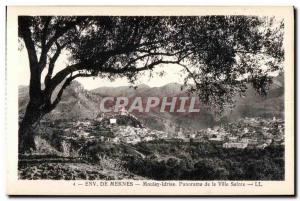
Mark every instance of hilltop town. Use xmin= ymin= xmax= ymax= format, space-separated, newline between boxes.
xmin=37 ymin=106 xmax=284 ymax=155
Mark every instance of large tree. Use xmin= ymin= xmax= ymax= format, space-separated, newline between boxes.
xmin=18 ymin=16 xmax=283 ymax=153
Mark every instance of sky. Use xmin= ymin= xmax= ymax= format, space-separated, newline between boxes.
xmin=18 ymin=49 xmax=186 ymax=90
xmin=18 ymin=42 xmax=281 ymax=91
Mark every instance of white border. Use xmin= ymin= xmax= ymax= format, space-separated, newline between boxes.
xmin=1 ymin=1 xmax=298 ymax=200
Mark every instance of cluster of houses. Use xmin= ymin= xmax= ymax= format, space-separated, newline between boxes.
xmin=118 ymin=116 xmax=282 ymax=149
xmin=48 ymin=110 xmax=169 ymax=145
xmin=140 ymin=117 xmax=284 ymax=149
xmin=111 ymin=126 xmax=168 ymax=144
xmin=192 ymin=117 xmax=284 ymax=149
xmin=40 ymin=111 xmax=284 ymax=150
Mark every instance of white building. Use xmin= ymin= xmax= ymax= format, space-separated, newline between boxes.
xmin=223 ymin=142 xmax=248 ymax=149
xmin=228 ymin=136 xmax=238 ymax=142
xmin=143 ymin=136 xmax=154 ymax=142
xmin=110 ymin=118 xmax=117 ymax=124
xmin=209 ymin=136 xmax=223 ymax=142
xmin=77 ymin=130 xmax=90 ymax=138
xmin=240 ymin=137 xmax=257 ymax=143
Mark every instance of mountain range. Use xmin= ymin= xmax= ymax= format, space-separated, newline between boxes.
xmin=19 ymin=74 xmax=284 ymax=133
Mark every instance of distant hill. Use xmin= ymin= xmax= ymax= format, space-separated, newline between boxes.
xmin=19 ymin=75 xmax=284 ymax=132
xmin=19 ymin=81 xmax=102 ymax=120
xmin=91 ymin=82 xmax=185 ymax=97
xmin=224 ymin=74 xmax=284 ymax=121
xmin=91 ymin=84 xmax=150 ymax=97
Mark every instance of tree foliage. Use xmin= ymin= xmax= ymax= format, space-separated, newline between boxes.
xmin=19 ymin=16 xmax=284 ymax=110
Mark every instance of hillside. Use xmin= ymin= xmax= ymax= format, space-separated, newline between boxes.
xmin=19 ymin=75 xmax=284 ymax=132
xmin=19 ymin=81 xmax=102 ymax=120
xmin=225 ymin=74 xmax=284 ymax=121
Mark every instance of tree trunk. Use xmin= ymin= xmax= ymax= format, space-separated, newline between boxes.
xmin=18 ymin=101 xmax=44 ymax=153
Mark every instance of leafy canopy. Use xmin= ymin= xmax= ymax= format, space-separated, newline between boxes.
xmin=19 ymin=16 xmax=284 ymax=111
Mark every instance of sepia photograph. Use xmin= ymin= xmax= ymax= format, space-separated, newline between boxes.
xmin=6 ymin=6 xmax=295 ymax=195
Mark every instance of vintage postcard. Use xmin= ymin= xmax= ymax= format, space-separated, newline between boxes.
xmin=6 ymin=6 xmax=294 ymax=195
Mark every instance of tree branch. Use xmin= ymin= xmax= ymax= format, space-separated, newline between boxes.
xmin=39 ymin=19 xmax=80 ymax=72
xmin=19 ymin=16 xmax=42 ymax=98
xmin=19 ymin=17 xmax=39 ymax=68
xmin=119 ymin=51 xmax=182 ymax=70
xmin=45 ymin=62 xmax=83 ymax=94
xmin=177 ymin=63 xmax=201 ymax=86
xmin=41 ymin=17 xmax=52 ymax=50
xmin=45 ymin=20 xmax=80 ymax=51
xmin=44 ymin=42 xmax=65 ymax=88
xmin=45 ymin=72 xmax=93 ymax=112
xmin=100 ymin=59 xmax=180 ymax=74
